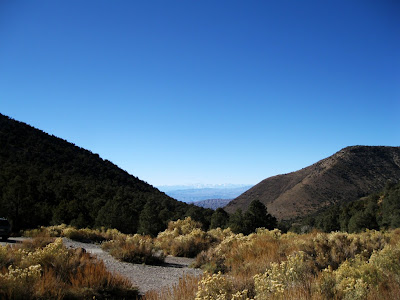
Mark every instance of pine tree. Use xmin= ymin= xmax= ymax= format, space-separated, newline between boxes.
xmin=210 ymin=208 xmax=229 ymax=229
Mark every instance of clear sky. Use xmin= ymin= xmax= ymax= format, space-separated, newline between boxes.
xmin=1 ymin=1 xmax=399 ymax=186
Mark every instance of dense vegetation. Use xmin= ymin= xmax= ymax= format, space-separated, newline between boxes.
xmin=22 ymin=219 xmax=400 ymax=299
xmin=0 ymin=113 xmax=213 ymax=233
xmin=296 ymin=180 xmax=400 ymax=233
xmin=146 ymin=227 xmax=400 ymax=300
xmin=0 ymin=237 xmax=138 ymax=299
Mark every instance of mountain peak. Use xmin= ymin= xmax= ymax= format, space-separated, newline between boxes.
xmin=225 ymin=146 xmax=400 ymax=220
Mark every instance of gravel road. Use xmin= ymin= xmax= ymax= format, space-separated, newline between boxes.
xmin=0 ymin=237 xmax=28 ymax=246
xmin=62 ymin=238 xmax=203 ymax=295
xmin=1 ymin=237 xmax=203 ymax=295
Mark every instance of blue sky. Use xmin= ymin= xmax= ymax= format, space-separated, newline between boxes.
xmin=1 ymin=1 xmax=399 ymax=186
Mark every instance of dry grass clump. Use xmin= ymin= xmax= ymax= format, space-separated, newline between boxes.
xmin=156 ymin=217 xmax=217 ymax=257
xmin=24 ymin=224 xmax=122 ymax=243
xmin=102 ymin=234 xmax=165 ymax=265
xmin=0 ymin=237 xmax=138 ymax=299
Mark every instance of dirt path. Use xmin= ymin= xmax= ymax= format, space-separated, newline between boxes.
xmin=62 ymin=238 xmax=203 ymax=295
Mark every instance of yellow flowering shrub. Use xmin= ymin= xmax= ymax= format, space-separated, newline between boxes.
xmin=302 ymin=230 xmax=388 ymax=270
xmin=24 ymin=224 xmax=123 ymax=242
xmin=253 ymin=251 xmax=312 ymax=299
xmin=195 ymin=272 xmax=233 ymax=300
xmin=195 ymin=272 xmax=253 ymax=300
xmin=318 ymin=241 xmax=400 ymax=300
xmin=102 ymin=233 xmax=165 ymax=264
xmin=0 ymin=237 xmax=138 ymax=299
xmin=208 ymin=227 xmax=235 ymax=241
xmin=195 ymin=230 xmax=295 ymax=276
xmin=255 ymin=228 xmax=282 ymax=239
xmin=156 ymin=217 xmax=216 ymax=257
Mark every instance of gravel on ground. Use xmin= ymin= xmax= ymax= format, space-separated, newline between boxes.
xmin=62 ymin=238 xmax=203 ymax=295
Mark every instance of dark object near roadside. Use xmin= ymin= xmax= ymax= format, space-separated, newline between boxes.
xmin=0 ymin=218 xmax=11 ymax=240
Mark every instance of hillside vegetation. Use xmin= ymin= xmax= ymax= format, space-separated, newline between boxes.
xmin=0 ymin=114 xmax=213 ymax=233
xmin=144 ymin=228 xmax=400 ymax=300
xmin=24 ymin=220 xmax=400 ymax=299
xmin=226 ymin=146 xmax=400 ymax=220
xmin=297 ymin=180 xmax=400 ymax=233
xmin=21 ymin=184 xmax=400 ymax=300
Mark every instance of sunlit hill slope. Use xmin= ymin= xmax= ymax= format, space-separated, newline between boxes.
xmin=225 ymin=146 xmax=400 ymax=220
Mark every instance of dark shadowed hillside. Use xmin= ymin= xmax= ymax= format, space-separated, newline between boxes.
xmin=225 ymin=146 xmax=400 ymax=220
xmin=0 ymin=114 xmax=213 ymax=233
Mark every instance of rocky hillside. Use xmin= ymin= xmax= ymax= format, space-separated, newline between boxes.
xmin=225 ymin=146 xmax=400 ymax=220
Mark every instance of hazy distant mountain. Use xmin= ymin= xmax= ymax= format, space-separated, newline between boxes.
xmin=225 ymin=146 xmax=400 ymax=220
xmin=158 ymin=184 xmax=252 ymax=192
xmin=193 ymin=199 xmax=232 ymax=210
xmin=158 ymin=184 xmax=253 ymax=202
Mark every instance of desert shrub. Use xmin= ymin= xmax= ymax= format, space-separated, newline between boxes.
xmin=193 ymin=232 xmax=249 ymax=273
xmin=145 ymin=229 xmax=400 ymax=300
xmin=156 ymin=217 xmax=216 ymax=257
xmin=208 ymin=227 xmax=235 ymax=241
xmin=102 ymin=234 xmax=165 ymax=265
xmin=195 ymin=272 xmax=250 ymax=300
xmin=0 ymin=237 xmax=138 ymax=299
xmin=194 ymin=229 xmax=297 ymax=277
xmin=317 ymin=241 xmax=400 ymax=300
xmin=24 ymin=224 xmax=123 ymax=243
xmin=253 ymin=251 xmax=313 ymax=299
xmin=302 ymin=230 xmax=388 ymax=270
xmin=24 ymin=224 xmax=68 ymax=238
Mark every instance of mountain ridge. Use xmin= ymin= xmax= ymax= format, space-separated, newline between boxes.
xmin=0 ymin=113 xmax=213 ymax=233
xmin=225 ymin=146 xmax=400 ymax=220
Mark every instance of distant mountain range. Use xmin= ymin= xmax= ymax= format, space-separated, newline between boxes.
xmin=192 ymin=199 xmax=232 ymax=210
xmin=225 ymin=146 xmax=400 ymax=220
xmin=158 ymin=184 xmax=253 ymax=203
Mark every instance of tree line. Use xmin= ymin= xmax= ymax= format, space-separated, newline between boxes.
xmin=0 ymin=114 xmax=215 ymax=234
xmin=0 ymin=114 xmax=277 ymax=236
xmin=295 ymin=180 xmax=400 ymax=233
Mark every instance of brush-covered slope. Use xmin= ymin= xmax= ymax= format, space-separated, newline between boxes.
xmin=0 ymin=114 xmax=212 ymax=233
xmin=225 ymin=146 xmax=400 ymax=220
